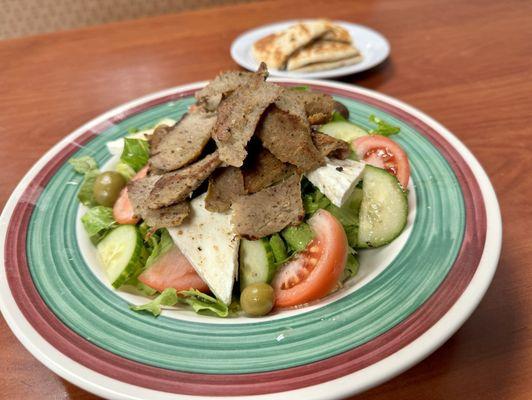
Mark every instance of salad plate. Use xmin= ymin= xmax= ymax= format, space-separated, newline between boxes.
xmin=0 ymin=78 xmax=501 ymax=399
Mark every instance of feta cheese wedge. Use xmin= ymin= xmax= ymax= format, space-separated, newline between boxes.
xmin=306 ymin=158 xmax=366 ymax=207
xmin=167 ymin=194 xmax=239 ymax=305
xmin=106 ymin=118 xmax=177 ymax=156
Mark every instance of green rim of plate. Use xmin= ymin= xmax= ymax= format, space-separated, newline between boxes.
xmin=26 ymin=94 xmax=464 ymax=374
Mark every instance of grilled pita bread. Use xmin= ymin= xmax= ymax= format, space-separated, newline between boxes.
xmin=290 ymin=54 xmax=363 ymax=72
xmin=286 ymin=40 xmax=361 ymax=71
xmin=322 ymin=23 xmax=352 ymax=43
xmin=252 ymin=20 xmax=331 ymax=69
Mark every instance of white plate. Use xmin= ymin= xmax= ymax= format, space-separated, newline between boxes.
xmin=230 ymin=20 xmax=390 ymax=78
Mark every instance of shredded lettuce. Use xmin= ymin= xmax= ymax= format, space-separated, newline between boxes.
xmin=77 ymin=169 xmax=99 ymax=207
xmin=130 ymin=288 xmax=178 ymax=316
xmin=282 ymin=223 xmax=314 ymax=253
xmin=144 ymin=229 xmax=174 ymax=268
xmin=325 ymin=203 xmax=358 ymax=226
xmin=130 ymin=288 xmax=229 ymax=317
xmin=125 ymin=276 xmax=158 ymax=296
xmin=178 ymin=289 xmax=229 ymax=317
xmin=120 ymin=138 xmax=149 ymax=172
xmin=81 ymin=206 xmax=116 ymax=243
xmin=303 ymin=189 xmax=331 ymax=215
xmin=69 ymin=156 xmax=100 ymax=207
xmin=68 ymin=156 xmax=98 ymax=174
xmin=342 ymin=253 xmax=359 ymax=282
xmin=369 ymin=114 xmax=400 ymax=136
xmin=115 ymin=160 xmax=136 ymax=181
xmin=331 ymin=111 xmax=347 ymax=122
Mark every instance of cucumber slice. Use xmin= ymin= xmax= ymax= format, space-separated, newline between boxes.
xmin=318 ymin=120 xmax=368 ymax=142
xmin=97 ymin=225 xmax=145 ymax=288
xmin=357 ymin=165 xmax=408 ymax=248
xmin=239 ymin=238 xmax=276 ymax=290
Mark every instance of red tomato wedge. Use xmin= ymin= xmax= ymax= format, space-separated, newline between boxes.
xmin=353 ymin=135 xmax=410 ymax=189
xmin=138 ymin=246 xmax=209 ymax=293
xmin=113 ymin=165 xmax=148 ymax=224
xmin=272 ymin=210 xmax=348 ymax=308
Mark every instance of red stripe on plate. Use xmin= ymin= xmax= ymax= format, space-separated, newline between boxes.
xmin=4 ymin=85 xmax=486 ymax=396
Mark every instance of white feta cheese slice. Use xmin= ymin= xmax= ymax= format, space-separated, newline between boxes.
xmin=306 ymin=158 xmax=366 ymax=207
xmin=167 ymin=194 xmax=239 ymax=305
xmin=106 ymin=118 xmax=177 ymax=156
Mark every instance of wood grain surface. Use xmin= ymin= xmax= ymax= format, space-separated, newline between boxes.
xmin=1 ymin=0 xmax=531 ymax=399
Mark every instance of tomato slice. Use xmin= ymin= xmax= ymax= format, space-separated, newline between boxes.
xmin=138 ymin=246 xmax=209 ymax=292
xmin=113 ymin=165 xmax=148 ymax=224
xmin=272 ymin=210 xmax=348 ymax=308
xmin=353 ymin=135 xmax=410 ymax=189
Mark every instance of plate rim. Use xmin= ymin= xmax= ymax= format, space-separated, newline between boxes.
xmin=0 ymin=78 xmax=502 ymax=400
xmin=230 ymin=19 xmax=391 ymax=78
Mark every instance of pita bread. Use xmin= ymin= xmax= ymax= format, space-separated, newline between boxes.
xmin=252 ymin=20 xmax=331 ymax=69
xmin=291 ymin=55 xmax=364 ymax=73
xmin=286 ymin=40 xmax=361 ymax=71
xmin=322 ymin=23 xmax=352 ymax=43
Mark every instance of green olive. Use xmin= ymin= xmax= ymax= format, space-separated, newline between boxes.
xmin=333 ymin=100 xmax=349 ymax=119
xmin=93 ymin=171 xmax=126 ymax=207
xmin=240 ymin=283 xmax=275 ymax=317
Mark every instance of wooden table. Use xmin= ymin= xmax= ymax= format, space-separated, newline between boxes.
xmin=1 ymin=0 xmax=530 ymax=399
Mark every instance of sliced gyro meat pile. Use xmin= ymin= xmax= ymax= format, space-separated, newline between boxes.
xmin=126 ymin=64 xmax=348 ymax=233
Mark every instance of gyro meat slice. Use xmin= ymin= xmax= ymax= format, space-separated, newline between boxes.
xmin=242 ymin=147 xmax=296 ymax=194
xmin=232 ymin=174 xmax=304 ymax=239
xmin=148 ymin=152 xmax=221 ymax=209
xmin=148 ymin=109 xmax=217 ymax=173
xmin=277 ymin=89 xmax=335 ymax=125
xmin=212 ymin=77 xmax=282 ymax=167
xmin=312 ymin=131 xmax=350 ymax=159
xmin=127 ymin=176 xmax=190 ymax=228
xmin=142 ymin=202 xmax=191 ymax=229
xmin=205 ymin=166 xmax=246 ymax=212
xmin=256 ymin=106 xmax=324 ymax=172
xmin=195 ymin=63 xmax=268 ymax=111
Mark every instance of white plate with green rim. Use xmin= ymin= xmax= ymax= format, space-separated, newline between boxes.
xmin=0 ymin=79 xmax=501 ymax=399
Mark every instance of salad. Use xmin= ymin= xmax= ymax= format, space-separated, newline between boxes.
xmin=70 ymin=64 xmax=409 ymax=318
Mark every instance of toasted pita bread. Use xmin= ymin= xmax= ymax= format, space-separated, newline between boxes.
xmin=286 ymin=40 xmax=361 ymax=71
xmin=322 ymin=23 xmax=352 ymax=43
xmin=291 ymin=55 xmax=364 ymax=73
xmin=252 ymin=20 xmax=331 ymax=69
